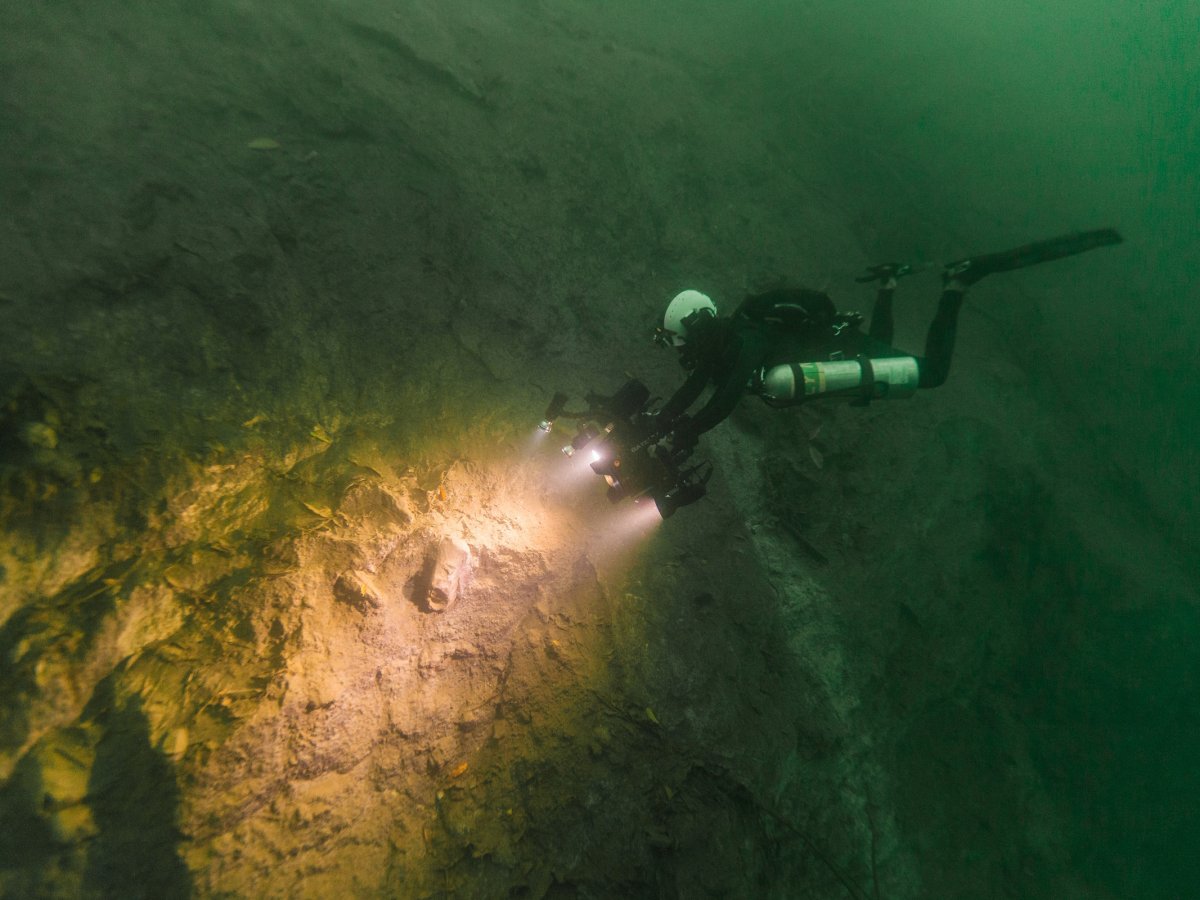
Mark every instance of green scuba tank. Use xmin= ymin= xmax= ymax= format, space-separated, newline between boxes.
xmin=757 ymin=356 xmax=920 ymax=405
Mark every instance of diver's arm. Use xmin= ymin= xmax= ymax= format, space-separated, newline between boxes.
xmin=677 ymin=330 xmax=768 ymax=441
xmin=657 ymin=365 xmax=710 ymax=424
xmin=868 ymin=278 xmax=897 ymax=344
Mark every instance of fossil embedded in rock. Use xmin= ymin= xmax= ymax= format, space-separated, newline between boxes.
xmin=426 ymin=536 xmax=471 ymax=612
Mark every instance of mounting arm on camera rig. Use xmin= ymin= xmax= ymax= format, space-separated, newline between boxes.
xmin=539 ymin=378 xmax=712 ymax=518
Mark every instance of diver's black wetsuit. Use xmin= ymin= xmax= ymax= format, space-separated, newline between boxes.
xmin=866 ymin=281 xmax=965 ymax=388
xmin=659 ymin=284 xmax=966 ymax=448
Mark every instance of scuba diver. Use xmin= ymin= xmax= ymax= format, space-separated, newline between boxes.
xmin=539 ymin=228 xmax=1124 ymax=517
xmin=649 ymin=228 xmax=1123 ymax=457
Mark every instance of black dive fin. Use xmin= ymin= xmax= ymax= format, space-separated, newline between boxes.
xmin=945 ymin=228 xmax=1123 ymax=284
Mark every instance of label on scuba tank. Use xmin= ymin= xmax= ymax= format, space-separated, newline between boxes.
xmin=797 ymin=357 xmax=920 ymax=398
xmin=767 ymin=356 xmax=920 ymax=401
xmin=799 ymin=362 xmax=823 ymax=395
xmin=870 ymin=356 xmax=920 ymax=397
xmin=801 ymin=360 xmax=863 ymax=395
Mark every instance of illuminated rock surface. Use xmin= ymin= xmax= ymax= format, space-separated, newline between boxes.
xmin=1 ymin=2 xmax=1195 ymax=898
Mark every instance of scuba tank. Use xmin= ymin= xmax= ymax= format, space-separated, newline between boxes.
xmin=756 ymin=356 xmax=920 ymax=406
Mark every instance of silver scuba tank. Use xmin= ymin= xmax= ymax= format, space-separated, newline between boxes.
xmin=757 ymin=356 xmax=920 ymax=403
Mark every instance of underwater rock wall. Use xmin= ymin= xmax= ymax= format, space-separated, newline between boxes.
xmin=0 ymin=3 xmax=885 ymax=896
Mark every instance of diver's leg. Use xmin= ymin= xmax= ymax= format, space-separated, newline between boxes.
xmin=918 ymin=228 xmax=1123 ymax=386
xmin=916 ymin=280 xmax=967 ymax=388
xmin=868 ymin=276 xmax=897 ymax=344
xmin=943 ymin=228 xmax=1122 ymax=285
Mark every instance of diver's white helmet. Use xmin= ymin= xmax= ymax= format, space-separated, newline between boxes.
xmin=662 ymin=290 xmax=717 ymax=347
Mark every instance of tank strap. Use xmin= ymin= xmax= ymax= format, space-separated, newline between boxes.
xmin=850 ymin=356 xmax=875 ymax=406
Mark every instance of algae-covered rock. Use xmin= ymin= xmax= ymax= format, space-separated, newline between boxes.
xmin=9 ymin=726 xmax=98 ymax=843
xmin=19 ymin=421 xmax=57 ymax=450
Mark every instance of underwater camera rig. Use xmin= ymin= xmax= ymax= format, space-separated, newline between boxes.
xmin=539 ymin=378 xmax=712 ymax=518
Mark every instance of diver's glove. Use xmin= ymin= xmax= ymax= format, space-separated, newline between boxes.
xmin=637 ymin=408 xmax=666 ymax=428
xmin=636 ymin=407 xmax=677 ymax=441
xmin=661 ymin=418 xmax=698 ymax=464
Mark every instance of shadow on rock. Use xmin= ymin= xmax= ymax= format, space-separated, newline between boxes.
xmin=83 ymin=686 xmax=190 ymax=900
xmin=0 ymin=775 xmax=58 ymax=891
